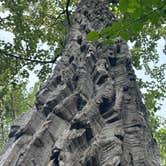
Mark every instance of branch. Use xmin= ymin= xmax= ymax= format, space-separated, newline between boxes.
xmin=47 ymin=10 xmax=66 ymax=21
xmin=66 ymin=0 xmax=71 ymax=26
xmin=107 ymin=0 xmax=119 ymax=4
xmin=0 ymin=17 xmax=5 ymax=23
xmin=0 ymin=50 xmax=59 ymax=64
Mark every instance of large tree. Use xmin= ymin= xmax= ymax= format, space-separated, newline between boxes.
xmin=0 ymin=0 xmax=162 ymax=165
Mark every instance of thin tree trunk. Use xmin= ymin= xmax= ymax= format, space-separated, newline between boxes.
xmin=1 ymin=122 xmax=5 ymax=146
xmin=11 ymin=93 xmax=16 ymax=122
xmin=0 ymin=105 xmax=5 ymax=147
xmin=0 ymin=0 xmax=161 ymax=165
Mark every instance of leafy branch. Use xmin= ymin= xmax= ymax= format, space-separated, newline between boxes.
xmin=87 ymin=3 xmax=165 ymax=41
xmin=66 ymin=0 xmax=71 ymax=26
xmin=0 ymin=50 xmax=59 ymax=64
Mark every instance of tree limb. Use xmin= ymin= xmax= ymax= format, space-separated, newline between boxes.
xmin=0 ymin=50 xmax=59 ymax=64
xmin=66 ymin=0 xmax=71 ymax=26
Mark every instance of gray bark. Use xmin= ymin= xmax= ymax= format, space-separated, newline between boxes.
xmin=0 ymin=0 xmax=161 ymax=165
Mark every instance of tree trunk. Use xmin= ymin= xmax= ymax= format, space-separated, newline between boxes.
xmin=0 ymin=105 xmax=6 ymax=147
xmin=0 ymin=122 xmax=5 ymax=146
xmin=0 ymin=0 xmax=161 ymax=165
xmin=11 ymin=93 xmax=16 ymax=122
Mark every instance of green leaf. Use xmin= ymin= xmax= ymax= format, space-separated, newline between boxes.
xmin=100 ymin=27 xmax=113 ymax=36
xmin=119 ymin=0 xmax=128 ymax=12
xmin=86 ymin=31 xmax=100 ymax=42
xmin=102 ymin=39 xmax=114 ymax=45
xmin=127 ymin=8 xmax=135 ymax=13
xmin=120 ymin=30 xmax=130 ymax=40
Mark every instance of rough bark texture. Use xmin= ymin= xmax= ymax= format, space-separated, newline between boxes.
xmin=0 ymin=0 xmax=161 ymax=165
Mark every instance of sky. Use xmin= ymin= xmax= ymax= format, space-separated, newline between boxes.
xmin=128 ymin=39 xmax=166 ymax=118
xmin=0 ymin=28 xmax=165 ymax=118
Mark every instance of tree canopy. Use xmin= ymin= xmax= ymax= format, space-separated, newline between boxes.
xmin=0 ymin=0 xmax=165 ymax=164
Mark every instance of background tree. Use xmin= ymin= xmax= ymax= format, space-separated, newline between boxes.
xmin=0 ymin=82 xmax=39 ymax=152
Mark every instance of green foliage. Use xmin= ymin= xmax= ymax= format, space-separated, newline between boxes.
xmin=109 ymin=0 xmax=165 ymax=41
xmin=86 ymin=31 xmax=100 ymax=42
xmin=0 ymin=0 xmax=78 ymax=82
xmin=154 ymin=120 xmax=166 ymax=166
xmin=88 ymin=0 xmax=165 ymax=42
xmin=0 ymin=81 xmax=39 ymax=152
